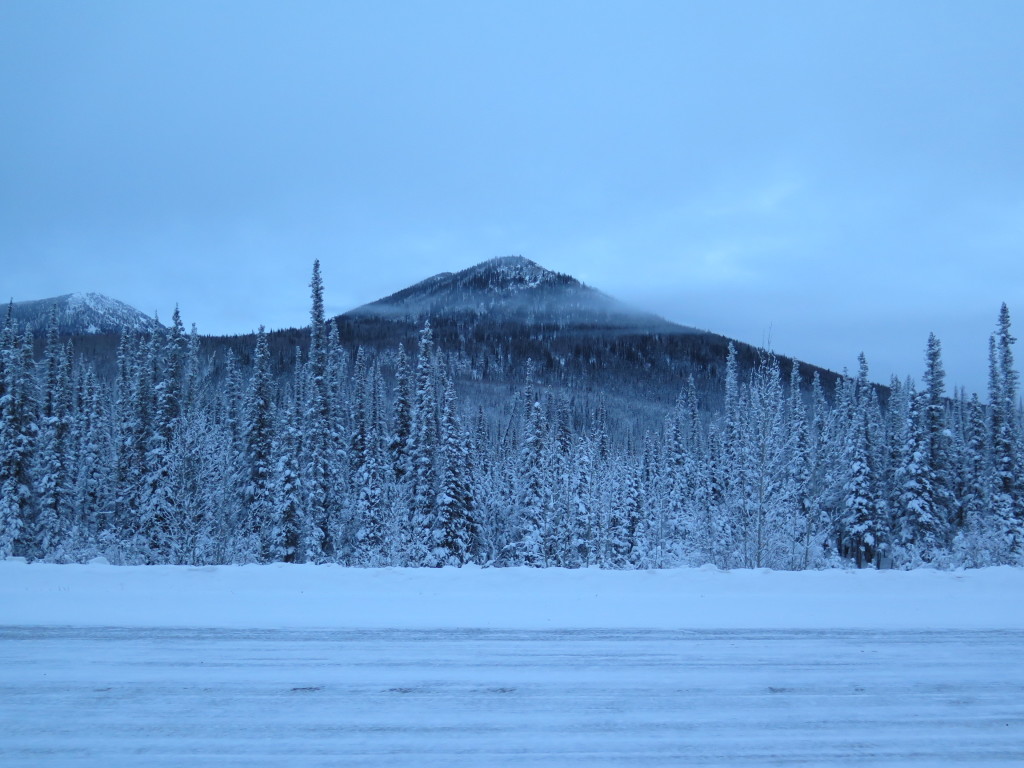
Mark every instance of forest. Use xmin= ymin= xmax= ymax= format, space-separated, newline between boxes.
xmin=1 ymin=262 xmax=1021 ymax=570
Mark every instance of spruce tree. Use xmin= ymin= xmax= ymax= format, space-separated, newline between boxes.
xmin=922 ymin=333 xmax=956 ymax=543
xmin=271 ymin=382 xmax=305 ymax=563
xmin=303 ymin=260 xmax=336 ymax=562
xmin=512 ymin=395 xmax=550 ymax=566
xmin=844 ymin=414 xmax=883 ymax=567
xmin=435 ymin=374 xmax=479 ymax=565
xmin=32 ymin=310 xmax=73 ymax=559
xmin=244 ymin=326 xmax=276 ymax=561
xmin=989 ymin=304 xmax=1021 ymax=555
xmin=895 ymin=390 xmax=945 ymax=563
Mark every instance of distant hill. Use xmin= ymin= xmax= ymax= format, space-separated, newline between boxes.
xmin=5 ymin=292 xmax=162 ymax=336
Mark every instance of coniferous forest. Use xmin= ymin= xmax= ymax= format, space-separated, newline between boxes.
xmin=2 ymin=261 xmax=1022 ymax=570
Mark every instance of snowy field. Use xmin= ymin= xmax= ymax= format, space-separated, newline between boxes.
xmin=2 ymin=563 xmax=1024 ymax=766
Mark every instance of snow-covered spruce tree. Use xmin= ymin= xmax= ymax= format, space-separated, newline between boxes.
xmin=389 ymin=343 xmax=413 ymax=482
xmin=922 ymin=333 xmax=956 ymax=545
xmin=164 ymin=404 xmax=221 ymax=565
xmin=473 ymin=411 xmax=518 ymax=565
xmin=221 ymin=348 xmax=244 ymax=460
xmin=70 ymin=368 xmax=116 ymax=557
xmin=806 ymin=370 xmax=837 ymax=563
xmin=621 ymin=458 xmax=649 ymax=568
xmin=113 ymin=334 xmax=140 ymax=546
xmin=883 ymin=376 xmax=912 ymax=546
xmin=31 ymin=309 xmax=74 ymax=560
xmin=603 ymin=459 xmax=630 ymax=569
xmin=434 ymin=373 xmax=479 ymax=566
xmin=733 ymin=355 xmax=795 ymax=569
xmin=820 ymin=370 xmax=857 ymax=559
xmin=787 ymin=362 xmax=821 ymax=569
xmin=303 ymin=260 xmax=337 ymax=562
xmin=183 ymin=323 xmax=202 ymax=414
xmin=159 ymin=307 xmax=187 ymax=441
xmin=0 ymin=315 xmax=34 ymax=558
xmin=509 ymin=393 xmax=552 ymax=566
xmin=660 ymin=386 xmax=696 ymax=567
xmin=952 ymin=392 xmax=999 ymax=565
xmin=563 ymin=435 xmax=595 ymax=567
xmin=679 ymin=377 xmax=719 ymax=568
xmin=142 ymin=308 xmax=189 ymax=562
xmin=406 ymin=321 xmax=442 ymax=566
xmin=371 ymin=362 xmax=398 ymax=561
xmin=325 ymin=317 xmax=353 ymax=560
xmin=137 ymin=318 xmax=184 ymax=563
xmin=348 ymin=347 xmax=369 ymax=493
xmin=243 ymin=326 xmax=276 ymax=561
xmin=894 ymin=389 xmax=945 ymax=564
xmin=270 ymin=378 xmax=305 ymax=563
xmin=353 ymin=359 xmax=391 ymax=567
xmin=717 ymin=342 xmax=744 ymax=566
xmin=695 ymin=423 xmax=727 ymax=567
xmin=989 ymin=304 xmax=1022 ymax=557
xmin=843 ymin=413 xmax=884 ymax=567
xmin=547 ymin=396 xmax=578 ymax=567
xmin=2 ymin=330 xmax=40 ymax=560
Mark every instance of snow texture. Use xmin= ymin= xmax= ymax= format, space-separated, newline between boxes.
xmin=2 ymin=561 xmax=1022 ymax=630
xmin=2 ymin=563 xmax=1023 ymax=767
xmin=3 ymin=625 xmax=1022 ymax=767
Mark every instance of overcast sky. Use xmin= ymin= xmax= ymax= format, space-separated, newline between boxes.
xmin=2 ymin=1 xmax=1022 ymax=396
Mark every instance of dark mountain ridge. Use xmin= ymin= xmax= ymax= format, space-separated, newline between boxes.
xmin=13 ymin=258 xmax=847 ymax=435
xmin=314 ymin=257 xmax=847 ymax=432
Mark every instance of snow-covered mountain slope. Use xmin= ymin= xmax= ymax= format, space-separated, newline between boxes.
xmin=5 ymin=292 xmax=162 ymax=335
xmin=348 ymin=256 xmax=695 ymax=332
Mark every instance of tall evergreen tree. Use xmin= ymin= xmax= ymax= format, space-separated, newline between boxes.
xmin=32 ymin=310 xmax=74 ymax=559
xmin=353 ymin=360 xmax=391 ymax=566
xmin=303 ymin=261 xmax=336 ymax=562
xmin=0 ymin=316 xmax=31 ymax=558
xmin=407 ymin=322 xmax=441 ymax=565
xmin=922 ymin=333 xmax=956 ymax=543
xmin=435 ymin=374 xmax=479 ymax=566
xmin=271 ymin=381 xmax=305 ymax=563
xmin=244 ymin=327 xmax=276 ymax=561
xmin=895 ymin=390 xmax=945 ymax=563
xmin=844 ymin=413 xmax=883 ymax=567
xmin=511 ymin=395 xmax=551 ymax=566
xmin=989 ymin=304 xmax=1022 ymax=555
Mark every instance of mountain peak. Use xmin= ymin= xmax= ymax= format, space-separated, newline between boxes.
xmin=346 ymin=256 xmax=685 ymax=333
xmin=462 ymin=255 xmax=573 ymax=289
xmin=7 ymin=292 xmax=162 ymax=335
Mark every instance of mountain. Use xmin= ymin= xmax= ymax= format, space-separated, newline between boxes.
xmin=349 ymin=255 xmax=690 ymax=333
xmin=12 ymin=258 xmax=843 ymax=436
xmin=313 ymin=256 xmax=844 ymax=431
xmin=5 ymin=292 xmax=163 ymax=336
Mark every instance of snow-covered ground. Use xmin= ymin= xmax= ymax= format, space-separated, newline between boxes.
xmin=2 ymin=563 xmax=1023 ymax=766
xmin=3 ymin=561 xmax=1024 ymax=630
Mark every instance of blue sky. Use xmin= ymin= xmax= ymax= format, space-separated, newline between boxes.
xmin=2 ymin=1 xmax=1022 ymax=396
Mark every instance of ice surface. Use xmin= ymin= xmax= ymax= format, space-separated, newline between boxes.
xmin=2 ymin=564 xmax=1022 ymax=766
xmin=2 ymin=627 xmax=1022 ymax=767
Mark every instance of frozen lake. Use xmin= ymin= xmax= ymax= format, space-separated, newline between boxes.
xmin=3 ymin=626 xmax=1023 ymax=767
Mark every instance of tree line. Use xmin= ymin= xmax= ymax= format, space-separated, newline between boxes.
xmin=1 ymin=263 xmax=1021 ymax=568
